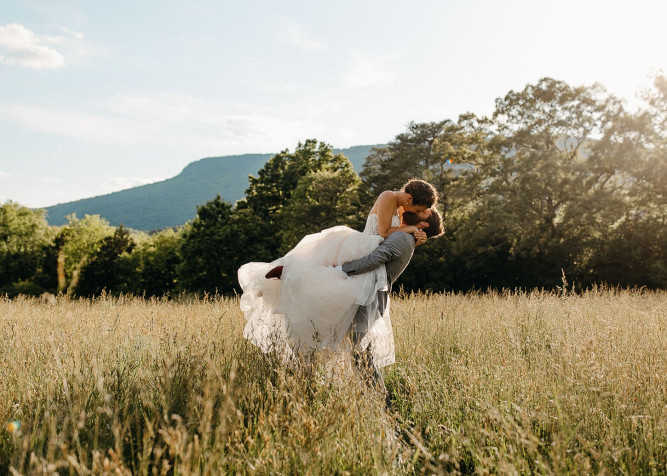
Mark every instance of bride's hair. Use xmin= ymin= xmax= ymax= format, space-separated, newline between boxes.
xmin=402 ymin=178 xmax=438 ymax=207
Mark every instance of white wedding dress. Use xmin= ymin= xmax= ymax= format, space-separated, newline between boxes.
xmin=238 ymin=213 xmax=398 ymax=367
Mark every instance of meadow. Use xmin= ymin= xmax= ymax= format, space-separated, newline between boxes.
xmin=0 ymin=289 xmax=665 ymax=474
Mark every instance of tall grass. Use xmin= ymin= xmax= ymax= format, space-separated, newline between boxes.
xmin=0 ymin=289 xmax=665 ymax=474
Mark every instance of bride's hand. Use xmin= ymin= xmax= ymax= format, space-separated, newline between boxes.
xmin=414 ymin=229 xmax=427 ymax=246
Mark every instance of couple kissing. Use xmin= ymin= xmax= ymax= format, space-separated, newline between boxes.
xmin=238 ymin=179 xmax=444 ymax=387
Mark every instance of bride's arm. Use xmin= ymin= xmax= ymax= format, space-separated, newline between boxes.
xmin=375 ymin=191 xmax=419 ymax=238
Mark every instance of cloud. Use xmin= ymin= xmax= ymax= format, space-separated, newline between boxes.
xmin=0 ymin=170 xmax=11 ymax=178
xmin=111 ymin=92 xmax=228 ymax=126
xmin=222 ymin=114 xmax=327 ymax=149
xmin=111 ymin=93 xmax=326 ymax=150
xmin=341 ymin=51 xmax=403 ymax=88
xmin=60 ymin=27 xmax=84 ymax=40
xmin=223 ymin=115 xmax=285 ymax=143
xmin=0 ymin=104 xmax=158 ymax=144
xmin=0 ymin=93 xmax=326 ymax=156
xmin=280 ymin=18 xmax=328 ymax=51
xmin=0 ymin=23 xmax=66 ymax=69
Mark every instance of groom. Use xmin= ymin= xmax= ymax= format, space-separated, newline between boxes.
xmin=340 ymin=207 xmax=444 ymax=389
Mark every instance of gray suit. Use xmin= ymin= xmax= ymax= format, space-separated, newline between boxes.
xmin=342 ymin=231 xmax=416 ymax=330
xmin=341 ymin=231 xmax=416 ymax=389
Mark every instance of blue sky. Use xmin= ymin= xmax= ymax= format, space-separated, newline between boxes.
xmin=1 ymin=0 xmax=665 ymax=208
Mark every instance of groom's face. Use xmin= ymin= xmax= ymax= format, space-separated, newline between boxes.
xmin=403 ymin=209 xmax=431 ymax=229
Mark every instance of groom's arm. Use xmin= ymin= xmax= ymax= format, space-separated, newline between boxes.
xmin=341 ymin=231 xmax=415 ymax=276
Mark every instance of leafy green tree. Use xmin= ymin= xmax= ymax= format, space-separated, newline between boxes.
xmin=32 ymin=239 xmax=60 ymax=292
xmin=359 ymin=116 xmax=491 ymax=208
xmin=0 ymin=202 xmax=54 ymax=294
xmin=360 ymin=121 xmax=449 ymax=207
xmin=76 ymin=226 xmax=136 ymax=297
xmin=444 ymin=78 xmax=633 ymax=287
xmin=634 ymin=74 xmax=667 ymax=285
xmin=130 ymin=229 xmax=183 ymax=297
xmin=178 ymin=197 xmax=235 ymax=294
xmin=280 ymin=165 xmax=364 ymax=251
xmin=178 ymin=196 xmax=273 ymax=294
xmin=238 ymin=139 xmax=362 ymax=257
xmin=633 ymin=74 xmax=666 ymax=234
xmin=584 ymin=75 xmax=667 ymax=287
xmin=55 ymin=214 xmax=114 ymax=295
xmin=241 ymin=139 xmax=336 ymax=216
xmin=359 ymin=117 xmax=496 ymax=291
xmin=372 ymin=78 xmax=665 ymax=291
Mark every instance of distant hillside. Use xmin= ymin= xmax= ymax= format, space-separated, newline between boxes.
xmin=44 ymin=145 xmax=381 ymax=231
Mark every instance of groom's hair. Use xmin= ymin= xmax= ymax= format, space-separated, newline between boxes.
xmin=423 ymin=208 xmax=444 ymax=239
xmin=402 ymin=178 xmax=438 ymax=207
xmin=403 ymin=208 xmax=444 ymax=239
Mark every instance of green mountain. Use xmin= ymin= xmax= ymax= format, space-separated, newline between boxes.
xmin=44 ymin=145 xmax=380 ymax=231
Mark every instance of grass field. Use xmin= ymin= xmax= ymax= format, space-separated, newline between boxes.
xmin=1 ymin=289 xmax=665 ymax=474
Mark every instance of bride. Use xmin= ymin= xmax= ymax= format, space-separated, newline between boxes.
xmin=238 ymin=178 xmax=438 ymax=362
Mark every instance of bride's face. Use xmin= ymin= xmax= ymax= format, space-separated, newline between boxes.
xmin=403 ymin=203 xmax=428 ymax=214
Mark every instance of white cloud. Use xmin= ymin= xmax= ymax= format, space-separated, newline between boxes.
xmin=0 ymin=94 xmax=327 ymax=157
xmin=0 ymin=23 xmax=66 ymax=69
xmin=280 ymin=18 xmax=328 ymax=51
xmin=108 ymin=93 xmax=326 ymax=151
xmin=0 ymin=170 xmax=11 ymax=178
xmin=341 ymin=51 xmax=403 ymax=88
xmin=102 ymin=176 xmax=165 ymax=192
xmin=222 ymin=114 xmax=326 ymax=149
xmin=60 ymin=27 xmax=84 ymax=40
xmin=0 ymin=104 xmax=158 ymax=144
xmin=111 ymin=92 xmax=228 ymax=126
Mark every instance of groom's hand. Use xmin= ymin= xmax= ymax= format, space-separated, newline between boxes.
xmin=414 ymin=229 xmax=427 ymax=246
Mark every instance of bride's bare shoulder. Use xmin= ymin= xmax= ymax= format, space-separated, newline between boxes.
xmin=377 ymin=190 xmax=397 ymax=204
xmin=376 ymin=190 xmax=397 ymax=210
xmin=369 ymin=190 xmax=395 ymax=213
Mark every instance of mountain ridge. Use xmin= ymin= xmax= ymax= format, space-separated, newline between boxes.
xmin=44 ymin=145 xmax=381 ymax=231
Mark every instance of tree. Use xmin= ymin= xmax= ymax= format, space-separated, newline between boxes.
xmin=358 ymin=116 xmax=497 ymax=291
xmin=280 ymin=164 xmax=364 ymax=252
xmin=178 ymin=197 xmax=235 ymax=294
xmin=76 ymin=226 xmax=136 ymax=297
xmin=242 ymin=139 xmax=338 ymax=217
xmin=130 ymin=229 xmax=183 ymax=297
xmin=360 ymin=121 xmax=449 ymax=207
xmin=55 ymin=214 xmax=114 ymax=295
xmin=0 ymin=202 xmax=54 ymax=294
xmin=238 ymin=139 xmax=362 ymax=257
xmin=371 ymin=77 xmax=665 ymax=291
xmin=584 ymin=75 xmax=667 ymax=287
xmin=359 ymin=116 xmax=491 ymax=210
xmin=446 ymin=77 xmax=652 ymax=288
xmin=178 ymin=196 xmax=274 ymax=294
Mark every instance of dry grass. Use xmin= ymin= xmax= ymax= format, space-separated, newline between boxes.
xmin=0 ymin=289 xmax=665 ymax=474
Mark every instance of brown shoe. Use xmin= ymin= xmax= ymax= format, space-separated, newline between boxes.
xmin=265 ymin=265 xmax=284 ymax=279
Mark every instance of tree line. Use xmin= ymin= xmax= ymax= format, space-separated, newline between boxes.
xmin=1 ymin=77 xmax=665 ymax=298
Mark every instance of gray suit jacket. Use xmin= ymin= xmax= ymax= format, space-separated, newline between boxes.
xmin=341 ymin=231 xmax=415 ymax=333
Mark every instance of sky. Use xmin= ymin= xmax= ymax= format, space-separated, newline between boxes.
xmin=1 ymin=0 xmax=665 ymax=208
